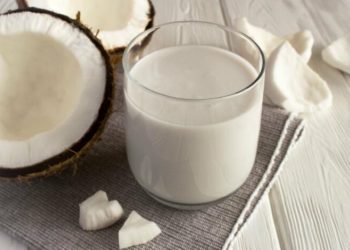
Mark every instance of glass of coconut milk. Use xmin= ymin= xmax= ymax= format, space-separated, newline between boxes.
xmin=123 ymin=21 xmax=265 ymax=209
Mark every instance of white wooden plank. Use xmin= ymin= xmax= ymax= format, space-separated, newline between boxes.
xmin=143 ymin=0 xmax=230 ymax=58
xmin=231 ymin=196 xmax=281 ymax=250
xmin=223 ymin=0 xmax=350 ymax=249
xmin=152 ymin=0 xmax=226 ymax=24
xmin=269 ymin=55 xmax=350 ymax=250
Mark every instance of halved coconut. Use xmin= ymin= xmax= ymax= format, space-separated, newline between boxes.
xmin=0 ymin=0 xmax=18 ymax=13
xmin=22 ymin=0 xmax=155 ymax=52
xmin=0 ymin=8 xmax=113 ymax=179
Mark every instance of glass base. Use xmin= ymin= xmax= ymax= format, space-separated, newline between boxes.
xmin=145 ymin=189 xmax=234 ymax=210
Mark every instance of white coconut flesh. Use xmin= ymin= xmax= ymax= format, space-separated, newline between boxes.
xmin=26 ymin=0 xmax=153 ymax=50
xmin=0 ymin=33 xmax=82 ymax=140
xmin=0 ymin=12 xmax=106 ymax=168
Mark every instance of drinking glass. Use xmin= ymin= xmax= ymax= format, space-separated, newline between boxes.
xmin=123 ymin=21 xmax=265 ymax=209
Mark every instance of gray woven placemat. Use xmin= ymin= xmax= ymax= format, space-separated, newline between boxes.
xmin=0 ymin=78 xmax=304 ymax=249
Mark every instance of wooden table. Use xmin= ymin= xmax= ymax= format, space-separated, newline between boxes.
xmin=1 ymin=0 xmax=349 ymax=249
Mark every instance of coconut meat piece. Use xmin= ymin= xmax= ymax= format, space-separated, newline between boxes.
xmin=234 ymin=17 xmax=314 ymax=62
xmin=79 ymin=191 xmax=124 ymax=231
xmin=234 ymin=17 xmax=283 ymax=58
xmin=322 ymin=33 xmax=350 ymax=74
xmin=0 ymin=32 xmax=82 ymax=141
xmin=286 ymin=30 xmax=314 ymax=63
xmin=26 ymin=0 xmax=152 ymax=50
xmin=266 ymin=42 xmax=332 ymax=113
xmin=0 ymin=0 xmax=18 ymax=13
xmin=119 ymin=211 xmax=161 ymax=249
xmin=0 ymin=12 xmax=106 ymax=168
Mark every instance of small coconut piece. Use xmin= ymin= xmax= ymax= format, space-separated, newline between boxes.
xmin=234 ymin=17 xmax=283 ymax=58
xmin=119 ymin=211 xmax=161 ymax=249
xmin=0 ymin=0 xmax=18 ymax=13
xmin=79 ymin=191 xmax=124 ymax=231
xmin=266 ymin=42 xmax=332 ymax=113
xmin=234 ymin=17 xmax=314 ymax=62
xmin=322 ymin=33 xmax=350 ymax=74
xmin=0 ymin=9 xmax=113 ymax=179
xmin=286 ymin=30 xmax=314 ymax=62
xmin=23 ymin=0 xmax=155 ymax=52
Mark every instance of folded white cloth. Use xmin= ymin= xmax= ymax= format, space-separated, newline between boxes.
xmin=235 ymin=17 xmax=332 ymax=113
xmin=322 ymin=34 xmax=350 ymax=74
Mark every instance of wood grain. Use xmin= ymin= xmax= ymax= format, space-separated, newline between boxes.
xmin=152 ymin=0 xmax=226 ymax=24
xmin=222 ymin=0 xmax=350 ymax=249
xmin=231 ymin=196 xmax=281 ymax=250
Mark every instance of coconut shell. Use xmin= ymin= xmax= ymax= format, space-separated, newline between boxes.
xmin=0 ymin=8 xmax=114 ymax=180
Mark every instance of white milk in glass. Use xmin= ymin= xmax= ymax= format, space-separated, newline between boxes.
xmin=125 ymin=45 xmax=262 ymax=204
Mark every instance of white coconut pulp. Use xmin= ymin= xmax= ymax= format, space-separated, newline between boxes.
xmin=234 ymin=17 xmax=314 ymax=62
xmin=79 ymin=191 xmax=124 ymax=231
xmin=266 ymin=42 xmax=333 ymax=112
xmin=322 ymin=33 xmax=350 ymax=75
xmin=119 ymin=211 xmax=161 ymax=249
xmin=0 ymin=33 xmax=82 ymax=141
xmin=0 ymin=12 xmax=106 ymax=168
xmin=26 ymin=0 xmax=153 ymax=50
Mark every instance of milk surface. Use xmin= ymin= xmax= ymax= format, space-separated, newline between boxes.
xmin=125 ymin=45 xmax=263 ymax=204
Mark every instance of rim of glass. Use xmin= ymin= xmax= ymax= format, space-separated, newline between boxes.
xmin=122 ymin=20 xmax=265 ymax=102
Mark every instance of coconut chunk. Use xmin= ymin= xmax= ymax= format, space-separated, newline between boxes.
xmin=25 ymin=0 xmax=154 ymax=51
xmin=234 ymin=17 xmax=283 ymax=58
xmin=234 ymin=17 xmax=314 ymax=62
xmin=80 ymin=190 xmax=108 ymax=212
xmin=322 ymin=33 xmax=350 ymax=74
xmin=119 ymin=211 xmax=161 ymax=249
xmin=0 ymin=0 xmax=18 ymax=13
xmin=79 ymin=191 xmax=124 ymax=231
xmin=266 ymin=42 xmax=332 ymax=113
xmin=286 ymin=30 xmax=314 ymax=63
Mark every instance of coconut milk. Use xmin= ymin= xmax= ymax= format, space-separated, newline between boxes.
xmin=125 ymin=45 xmax=263 ymax=204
